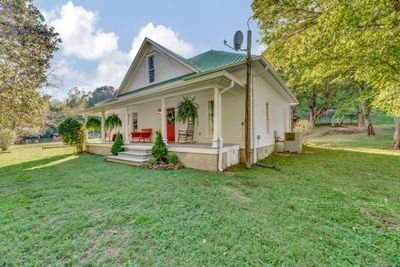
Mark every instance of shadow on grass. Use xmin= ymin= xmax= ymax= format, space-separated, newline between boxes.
xmin=0 ymin=153 xmax=78 ymax=175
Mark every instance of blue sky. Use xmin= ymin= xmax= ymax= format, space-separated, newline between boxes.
xmin=34 ymin=0 xmax=263 ymax=99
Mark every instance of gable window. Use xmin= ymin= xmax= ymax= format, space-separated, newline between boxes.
xmin=208 ymin=100 xmax=214 ymax=136
xmin=266 ymin=102 xmax=270 ymax=134
xmin=148 ymin=54 xmax=155 ymax=83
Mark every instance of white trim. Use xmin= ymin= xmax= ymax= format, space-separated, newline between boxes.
xmin=161 ymin=97 xmax=167 ymax=143
xmin=101 ymin=111 xmax=105 ymax=141
xmin=212 ymin=87 xmax=219 ymax=147
xmin=124 ymin=107 xmax=130 ymax=144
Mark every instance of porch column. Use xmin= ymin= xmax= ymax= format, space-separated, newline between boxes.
xmin=124 ymin=107 xmax=130 ymax=144
xmin=212 ymin=87 xmax=219 ymax=148
xmin=161 ymin=97 xmax=167 ymax=143
xmin=101 ymin=111 xmax=105 ymax=141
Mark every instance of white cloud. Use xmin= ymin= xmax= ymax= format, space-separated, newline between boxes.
xmin=92 ymin=22 xmax=196 ymax=91
xmin=129 ymin=23 xmax=195 ymax=58
xmin=93 ymin=51 xmax=130 ymax=89
xmin=43 ymin=2 xmax=198 ymax=99
xmin=45 ymin=1 xmax=118 ymax=60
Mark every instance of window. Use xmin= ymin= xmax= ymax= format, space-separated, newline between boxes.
xmin=208 ymin=100 xmax=214 ymax=136
xmin=132 ymin=112 xmax=138 ymax=132
xmin=266 ymin=102 xmax=270 ymax=134
xmin=148 ymin=54 xmax=155 ymax=83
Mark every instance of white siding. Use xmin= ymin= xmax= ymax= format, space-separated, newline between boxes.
xmin=227 ymin=67 xmax=292 ymax=150
xmin=119 ymin=47 xmax=193 ymax=95
xmin=253 ymin=76 xmax=291 ymax=148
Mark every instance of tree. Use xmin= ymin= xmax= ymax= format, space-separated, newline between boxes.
xmin=65 ymin=87 xmax=87 ymax=114
xmin=44 ymin=97 xmax=68 ymax=137
xmin=0 ymin=0 xmax=61 ymax=129
xmin=0 ymin=129 xmax=16 ymax=151
xmin=293 ymin=80 xmax=347 ymax=126
xmin=252 ymin=0 xmax=400 ymax=148
xmin=58 ymin=118 xmax=85 ymax=153
xmin=85 ymin=86 xmax=115 ymax=108
xmin=111 ymin=134 xmax=124 ymax=155
xmin=152 ymin=132 xmax=168 ymax=163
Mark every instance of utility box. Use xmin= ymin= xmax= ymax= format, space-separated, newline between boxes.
xmin=284 ymin=132 xmax=303 ymax=153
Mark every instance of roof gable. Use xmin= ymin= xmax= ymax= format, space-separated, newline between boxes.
xmin=116 ymin=38 xmax=199 ymax=96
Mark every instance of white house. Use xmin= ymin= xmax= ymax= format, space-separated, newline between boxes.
xmin=84 ymin=38 xmax=297 ymax=171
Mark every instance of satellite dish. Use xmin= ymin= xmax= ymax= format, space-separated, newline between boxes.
xmin=233 ymin=31 xmax=244 ymax=51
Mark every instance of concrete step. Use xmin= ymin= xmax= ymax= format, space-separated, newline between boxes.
xmin=105 ymin=155 xmax=148 ymax=166
xmin=119 ymin=151 xmax=151 ymax=159
xmin=123 ymin=145 xmax=152 ymax=154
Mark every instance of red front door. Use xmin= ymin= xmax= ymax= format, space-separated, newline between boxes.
xmin=166 ymin=108 xmax=175 ymax=143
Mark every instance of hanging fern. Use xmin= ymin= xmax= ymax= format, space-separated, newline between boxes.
xmin=105 ymin=114 xmax=122 ymax=132
xmin=85 ymin=116 xmax=101 ymax=131
xmin=176 ymin=97 xmax=199 ymax=125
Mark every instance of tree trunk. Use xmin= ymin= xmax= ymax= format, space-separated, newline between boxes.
xmin=363 ymin=107 xmax=375 ymax=136
xmin=358 ymin=110 xmax=366 ymax=130
xmin=393 ymin=116 xmax=400 ymax=150
xmin=309 ymin=109 xmax=316 ymax=126
xmin=309 ymin=108 xmax=325 ymax=126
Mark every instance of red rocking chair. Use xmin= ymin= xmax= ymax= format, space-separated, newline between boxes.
xmin=131 ymin=128 xmax=152 ymax=142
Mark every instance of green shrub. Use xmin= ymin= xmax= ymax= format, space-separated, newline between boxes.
xmin=152 ymin=132 xmax=168 ymax=162
xmin=111 ymin=133 xmax=124 ymax=155
xmin=58 ymin=118 xmax=86 ymax=152
xmin=148 ymin=156 xmax=158 ymax=165
xmin=294 ymin=119 xmax=313 ymax=134
xmin=167 ymin=153 xmax=180 ymax=164
xmin=0 ymin=129 xmax=16 ymax=151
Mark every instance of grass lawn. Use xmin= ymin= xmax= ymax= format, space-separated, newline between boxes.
xmin=1 ymin=127 xmax=399 ymax=266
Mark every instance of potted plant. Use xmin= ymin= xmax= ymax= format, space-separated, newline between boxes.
xmin=85 ymin=116 xmax=101 ymax=131
xmin=105 ymin=114 xmax=122 ymax=141
xmin=176 ymin=97 xmax=199 ymax=143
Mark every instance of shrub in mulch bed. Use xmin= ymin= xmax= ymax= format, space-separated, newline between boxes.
xmin=142 ymin=162 xmax=183 ymax=170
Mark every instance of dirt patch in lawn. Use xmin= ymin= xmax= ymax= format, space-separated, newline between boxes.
xmin=104 ymin=245 xmax=120 ymax=257
xmin=82 ymin=239 xmax=100 ymax=260
xmin=223 ymin=186 xmax=252 ymax=202
xmin=81 ymin=229 xmax=126 ymax=261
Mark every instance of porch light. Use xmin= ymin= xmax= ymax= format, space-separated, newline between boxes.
xmin=157 ymin=108 xmax=161 ymax=114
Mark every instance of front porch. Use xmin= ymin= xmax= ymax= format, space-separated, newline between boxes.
xmin=85 ymin=141 xmax=240 ymax=171
xmin=84 ymin=73 xmax=246 ymax=171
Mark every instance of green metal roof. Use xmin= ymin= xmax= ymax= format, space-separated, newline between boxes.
xmin=188 ymin=50 xmax=247 ymax=72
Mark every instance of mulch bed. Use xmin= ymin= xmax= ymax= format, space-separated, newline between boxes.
xmin=142 ymin=162 xmax=184 ymax=170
